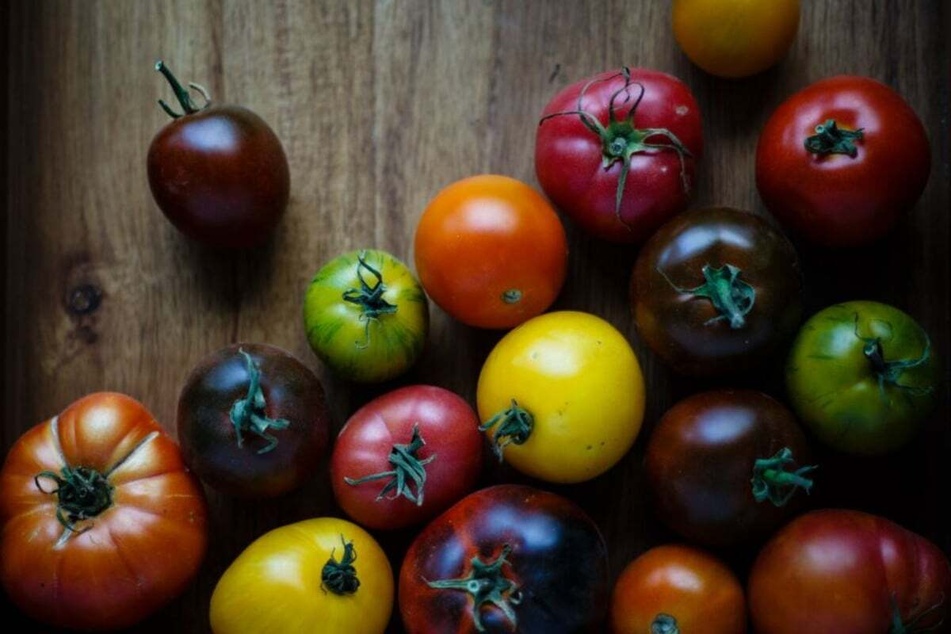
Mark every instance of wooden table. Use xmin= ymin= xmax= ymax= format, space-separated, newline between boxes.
xmin=3 ymin=2 xmax=948 ymax=632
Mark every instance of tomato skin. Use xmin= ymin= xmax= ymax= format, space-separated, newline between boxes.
xmin=786 ymin=301 xmax=938 ymax=455
xmin=756 ymin=75 xmax=930 ymax=247
xmin=748 ymin=509 xmax=951 ymax=634
xmin=210 ymin=517 xmax=393 ymax=634
xmin=535 ymin=67 xmax=703 ymax=243
xmin=611 ymin=544 xmax=747 ymax=634
xmin=414 ymin=174 xmax=568 ymax=329
xmin=330 ymin=385 xmax=483 ymax=530
xmin=631 ymin=207 xmax=802 ymax=376
xmin=0 ymin=392 xmax=208 ymax=631
xmin=177 ymin=343 xmax=331 ymax=498
xmin=399 ymin=484 xmax=610 ymax=634
xmin=476 ymin=311 xmax=645 ymax=483
xmin=303 ymin=249 xmax=429 ymax=383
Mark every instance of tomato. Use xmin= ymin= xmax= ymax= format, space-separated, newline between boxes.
xmin=644 ymin=390 xmax=815 ymax=548
xmin=535 ymin=67 xmax=703 ymax=243
xmin=0 ymin=393 xmax=208 ymax=631
xmin=672 ymin=0 xmax=800 ymax=78
xmin=756 ymin=75 xmax=931 ymax=247
xmin=330 ymin=385 xmax=483 ymax=530
xmin=611 ymin=544 xmax=747 ymax=634
xmin=748 ymin=509 xmax=951 ymax=633
xmin=413 ymin=174 xmax=568 ymax=329
xmin=631 ymin=207 xmax=803 ymax=376
xmin=399 ymin=484 xmax=610 ymax=633
xmin=176 ymin=343 xmax=330 ymax=498
xmin=147 ymin=61 xmax=289 ymax=248
xmin=210 ymin=517 xmax=393 ymax=634
xmin=303 ymin=249 xmax=429 ymax=383
xmin=476 ymin=311 xmax=645 ymax=483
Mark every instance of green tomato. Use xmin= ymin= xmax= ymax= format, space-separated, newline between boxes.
xmin=303 ymin=249 xmax=429 ymax=383
xmin=786 ymin=301 xmax=938 ymax=455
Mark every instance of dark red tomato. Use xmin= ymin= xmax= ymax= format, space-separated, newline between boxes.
xmin=177 ymin=343 xmax=330 ymax=498
xmin=756 ymin=75 xmax=930 ymax=247
xmin=400 ymin=484 xmax=610 ymax=633
xmin=330 ymin=385 xmax=483 ymax=531
xmin=644 ymin=390 xmax=815 ymax=548
xmin=535 ymin=67 xmax=703 ymax=243
xmin=147 ymin=61 xmax=290 ymax=249
xmin=749 ymin=509 xmax=951 ymax=633
xmin=631 ymin=207 xmax=802 ymax=376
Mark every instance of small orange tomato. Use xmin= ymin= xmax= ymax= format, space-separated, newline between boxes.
xmin=413 ymin=174 xmax=568 ymax=329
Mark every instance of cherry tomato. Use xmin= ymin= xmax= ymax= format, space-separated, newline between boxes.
xmin=535 ymin=67 xmax=703 ymax=243
xmin=0 ymin=393 xmax=208 ymax=631
xmin=399 ymin=484 xmax=610 ymax=633
xmin=330 ymin=385 xmax=483 ymax=531
xmin=147 ymin=61 xmax=290 ymax=248
xmin=413 ymin=174 xmax=568 ymax=329
xmin=176 ymin=343 xmax=331 ymax=498
xmin=756 ymin=75 xmax=930 ymax=246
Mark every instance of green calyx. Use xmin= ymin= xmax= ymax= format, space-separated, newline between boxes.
xmin=342 ymin=251 xmax=398 ymax=348
xmin=652 ymin=614 xmax=680 ymax=634
xmin=888 ymin=591 xmax=947 ymax=633
xmin=659 ymin=263 xmax=755 ymax=329
xmin=853 ymin=315 xmax=934 ymax=401
xmin=229 ymin=349 xmax=290 ymax=454
xmin=804 ymin=119 xmax=864 ymax=158
xmin=479 ymin=400 xmax=534 ymax=461
xmin=321 ymin=536 xmax=360 ymax=595
xmin=34 ymin=465 xmax=114 ymax=533
xmin=751 ymin=447 xmax=817 ymax=507
xmin=154 ymin=60 xmax=210 ymax=119
xmin=344 ymin=424 xmax=436 ymax=506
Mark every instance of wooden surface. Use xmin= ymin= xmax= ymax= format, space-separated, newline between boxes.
xmin=3 ymin=1 xmax=949 ymax=632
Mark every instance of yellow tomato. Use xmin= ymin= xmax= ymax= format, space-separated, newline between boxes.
xmin=672 ymin=0 xmax=800 ymax=79
xmin=209 ymin=517 xmax=393 ymax=634
xmin=476 ymin=311 xmax=645 ymax=483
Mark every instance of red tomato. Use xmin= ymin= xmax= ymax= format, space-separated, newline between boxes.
xmin=535 ymin=67 xmax=703 ymax=243
xmin=756 ymin=75 xmax=930 ymax=247
xmin=0 ymin=393 xmax=208 ymax=631
xmin=748 ymin=509 xmax=951 ymax=633
xmin=330 ymin=385 xmax=483 ymax=530
xmin=414 ymin=174 xmax=568 ymax=329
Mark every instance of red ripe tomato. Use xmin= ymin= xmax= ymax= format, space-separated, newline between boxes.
xmin=330 ymin=385 xmax=483 ymax=531
xmin=748 ymin=509 xmax=951 ymax=633
xmin=535 ymin=67 xmax=703 ymax=243
xmin=0 ymin=393 xmax=208 ymax=631
xmin=756 ymin=75 xmax=930 ymax=247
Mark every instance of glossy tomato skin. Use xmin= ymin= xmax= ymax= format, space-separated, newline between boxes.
xmin=631 ymin=207 xmax=802 ymax=376
xmin=210 ymin=517 xmax=393 ymax=634
xmin=748 ymin=509 xmax=951 ymax=633
xmin=177 ymin=343 xmax=330 ymax=498
xmin=0 ymin=393 xmax=208 ymax=631
xmin=414 ymin=174 xmax=568 ymax=329
xmin=535 ymin=67 xmax=703 ymax=243
xmin=400 ymin=484 xmax=610 ymax=634
xmin=303 ymin=249 xmax=429 ymax=382
xmin=786 ymin=301 xmax=938 ymax=455
xmin=330 ymin=385 xmax=483 ymax=530
xmin=611 ymin=544 xmax=747 ymax=634
xmin=756 ymin=75 xmax=930 ymax=247
xmin=644 ymin=390 xmax=814 ymax=548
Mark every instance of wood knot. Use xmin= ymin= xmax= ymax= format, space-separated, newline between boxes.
xmin=65 ymin=284 xmax=103 ymax=316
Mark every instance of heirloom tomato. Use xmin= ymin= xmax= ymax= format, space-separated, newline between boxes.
xmin=177 ymin=343 xmax=330 ymax=497
xmin=147 ymin=61 xmax=289 ymax=248
xmin=0 ymin=393 xmax=208 ymax=631
xmin=535 ymin=67 xmax=703 ymax=243
xmin=786 ymin=301 xmax=938 ymax=455
xmin=399 ymin=484 xmax=610 ymax=633
xmin=631 ymin=207 xmax=802 ymax=376
xmin=210 ymin=517 xmax=393 ymax=634
xmin=330 ymin=385 xmax=483 ymax=530
xmin=611 ymin=544 xmax=746 ymax=634
xmin=476 ymin=311 xmax=645 ymax=483
xmin=303 ymin=249 xmax=429 ymax=382
xmin=748 ymin=509 xmax=951 ymax=634
xmin=413 ymin=174 xmax=568 ymax=329
xmin=756 ymin=75 xmax=930 ymax=246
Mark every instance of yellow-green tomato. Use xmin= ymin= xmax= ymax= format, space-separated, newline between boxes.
xmin=303 ymin=249 xmax=429 ymax=382
xmin=209 ymin=517 xmax=394 ymax=634
xmin=476 ymin=311 xmax=645 ymax=483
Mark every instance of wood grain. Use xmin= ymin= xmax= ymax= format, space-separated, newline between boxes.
xmin=3 ymin=1 xmax=949 ymax=632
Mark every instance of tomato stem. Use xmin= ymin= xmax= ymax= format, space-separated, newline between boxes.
xmin=854 ymin=315 xmax=934 ymax=401
xmin=321 ymin=536 xmax=361 ymax=595
xmin=751 ymin=447 xmax=816 ymax=507
xmin=658 ymin=263 xmax=755 ymax=329
xmin=229 ymin=349 xmax=290 ymax=454
xmin=651 ymin=614 xmax=680 ymax=634
xmin=888 ymin=590 xmax=948 ymax=633
xmin=34 ymin=465 xmax=114 ymax=533
xmin=479 ymin=400 xmax=534 ymax=461
xmin=342 ymin=251 xmax=398 ymax=349
xmin=154 ymin=60 xmax=209 ymax=119
xmin=804 ymin=119 xmax=864 ymax=157
xmin=343 ymin=424 xmax=436 ymax=506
